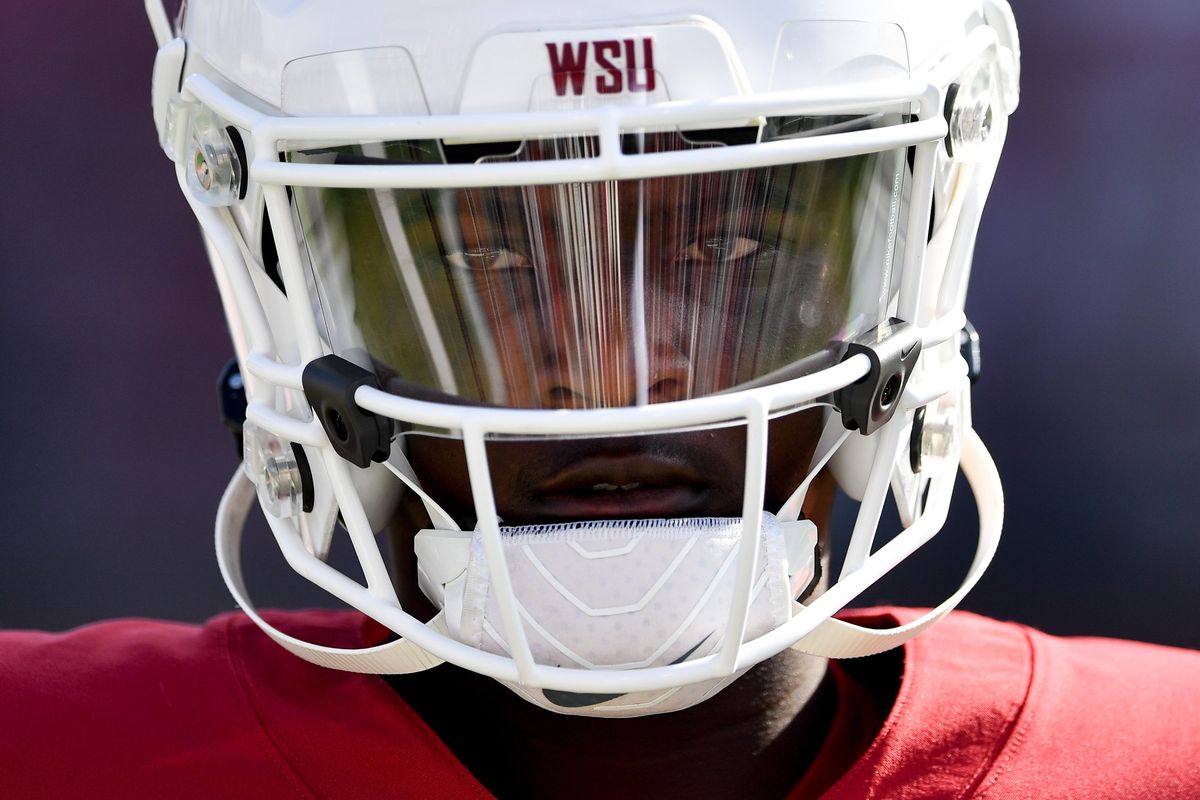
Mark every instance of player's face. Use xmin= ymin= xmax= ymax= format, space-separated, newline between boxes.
xmin=438 ymin=172 xmax=795 ymax=409
xmin=400 ymin=170 xmax=836 ymax=526
xmin=286 ymin=135 xmax=884 ymax=529
xmin=294 ymin=135 xmax=880 ymax=417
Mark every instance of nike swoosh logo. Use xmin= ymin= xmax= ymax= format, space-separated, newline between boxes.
xmin=542 ymin=633 xmax=713 ymax=709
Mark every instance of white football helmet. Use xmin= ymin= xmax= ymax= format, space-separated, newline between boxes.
xmin=148 ymin=0 xmax=1017 ymax=716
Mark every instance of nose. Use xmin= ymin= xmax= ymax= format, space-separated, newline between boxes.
xmin=541 ymin=338 xmax=692 ymax=409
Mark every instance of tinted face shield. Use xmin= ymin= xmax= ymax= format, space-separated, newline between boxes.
xmin=287 ymin=124 xmax=909 ymax=416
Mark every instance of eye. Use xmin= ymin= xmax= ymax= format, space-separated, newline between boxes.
xmin=681 ymin=235 xmax=766 ymax=264
xmin=445 ymin=246 xmax=531 ymax=272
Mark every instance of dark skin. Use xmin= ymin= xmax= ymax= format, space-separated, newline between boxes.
xmin=384 ymin=410 xmax=850 ymax=799
xmin=373 ymin=161 xmax=884 ymax=796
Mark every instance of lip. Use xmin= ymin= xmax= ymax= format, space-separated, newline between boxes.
xmin=530 ymin=454 xmax=712 ymax=520
xmin=533 ymin=485 xmax=711 ymax=520
xmin=534 ymin=453 xmax=707 ymax=494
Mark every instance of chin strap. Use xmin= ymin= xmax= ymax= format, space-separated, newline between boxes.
xmin=216 ymin=429 xmax=1001 ymax=673
xmin=788 ymin=428 xmax=1003 ymax=658
xmin=216 ymin=473 xmax=446 ymax=674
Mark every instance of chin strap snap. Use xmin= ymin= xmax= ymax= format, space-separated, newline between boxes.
xmin=216 ymin=429 xmax=1001 ymax=673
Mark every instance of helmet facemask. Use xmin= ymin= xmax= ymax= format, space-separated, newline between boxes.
xmin=151 ymin=2 xmax=1018 ymax=716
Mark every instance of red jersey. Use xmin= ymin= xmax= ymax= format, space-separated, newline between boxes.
xmin=2 ymin=608 xmax=1197 ymax=798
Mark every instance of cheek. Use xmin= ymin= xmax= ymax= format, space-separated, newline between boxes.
xmin=404 ymin=435 xmax=473 ymax=515
xmin=799 ymin=468 xmax=836 ymax=549
xmin=764 ymin=408 xmax=826 ymax=508
xmin=403 ymin=435 xmax=550 ymax=519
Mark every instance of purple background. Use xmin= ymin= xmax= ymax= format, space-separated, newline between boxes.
xmin=2 ymin=3 xmax=1198 ymax=648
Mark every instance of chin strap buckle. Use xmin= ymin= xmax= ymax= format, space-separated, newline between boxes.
xmin=834 ymin=319 xmax=922 ymax=435
xmin=303 ymin=355 xmax=394 ymax=468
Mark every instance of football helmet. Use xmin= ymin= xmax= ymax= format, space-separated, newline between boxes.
xmin=148 ymin=0 xmax=1018 ymax=716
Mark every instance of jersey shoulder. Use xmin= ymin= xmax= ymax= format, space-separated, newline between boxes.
xmin=829 ymin=609 xmax=1200 ymax=800
xmin=0 ymin=614 xmax=290 ymax=796
xmin=0 ymin=611 xmax=487 ymax=799
xmin=984 ymin=621 xmax=1200 ymax=798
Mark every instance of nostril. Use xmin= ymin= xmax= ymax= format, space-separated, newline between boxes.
xmin=648 ymin=378 xmax=685 ymax=403
xmin=546 ymin=385 xmax=586 ymax=409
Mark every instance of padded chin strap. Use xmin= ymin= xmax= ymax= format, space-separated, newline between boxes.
xmin=216 ymin=429 xmax=1001 ymax=673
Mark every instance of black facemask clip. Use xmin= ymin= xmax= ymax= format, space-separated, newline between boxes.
xmin=834 ymin=319 xmax=922 ymax=435
xmin=303 ymin=355 xmax=394 ymax=468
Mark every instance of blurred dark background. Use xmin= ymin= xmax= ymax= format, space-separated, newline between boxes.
xmin=1 ymin=3 xmax=1197 ymax=648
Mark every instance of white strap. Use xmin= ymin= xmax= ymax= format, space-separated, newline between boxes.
xmin=216 ymin=470 xmax=445 ymax=674
xmin=789 ymin=428 xmax=1003 ymax=659
xmin=384 ymin=445 xmax=461 ymax=532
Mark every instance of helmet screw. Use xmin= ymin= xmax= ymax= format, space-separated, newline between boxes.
xmin=263 ymin=453 xmax=302 ymax=505
xmin=194 ymin=148 xmax=212 ymax=191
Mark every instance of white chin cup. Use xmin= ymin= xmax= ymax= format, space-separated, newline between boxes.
xmin=414 ymin=512 xmax=817 ymax=717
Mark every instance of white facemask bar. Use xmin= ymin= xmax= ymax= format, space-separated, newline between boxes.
xmin=184 ymin=27 xmax=1005 ymax=691
xmin=213 ymin=321 xmax=976 ymax=692
xmin=214 ymin=420 xmax=1001 ymax=684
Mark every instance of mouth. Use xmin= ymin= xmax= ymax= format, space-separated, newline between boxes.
xmin=529 ymin=454 xmax=713 ymax=520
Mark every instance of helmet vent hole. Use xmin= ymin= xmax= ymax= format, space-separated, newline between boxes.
xmin=259 ymin=208 xmax=286 ymax=295
xmin=224 ymin=125 xmax=249 ymax=200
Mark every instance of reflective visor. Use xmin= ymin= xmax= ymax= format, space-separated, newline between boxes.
xmin=288 ymin=128 xmax=908 ymax=410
